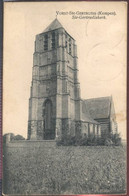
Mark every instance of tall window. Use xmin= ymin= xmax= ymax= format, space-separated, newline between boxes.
xmin=51 ymin=32 xmax=55 ymax=49
xmin=44 ymin=34 xmax=48 ymax=51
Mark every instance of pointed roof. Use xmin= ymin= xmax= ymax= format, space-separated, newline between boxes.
xmin=43 ymin=18 xmax=63 ymax=33
xmin=81 ymin=111 xmax=99 ymax=124
xmin=83 ymin=96 xmax=112 ymax=119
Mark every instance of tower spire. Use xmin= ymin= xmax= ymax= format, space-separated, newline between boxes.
xmin=43 ymin=18 xmax=63 ymax=33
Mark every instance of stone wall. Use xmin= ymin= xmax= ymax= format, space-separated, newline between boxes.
xmin=4 ymin=140 xmax=56 ymax=148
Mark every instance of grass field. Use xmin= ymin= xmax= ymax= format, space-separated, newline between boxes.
xmin=3 ymin=143 xmax=126 ymax=194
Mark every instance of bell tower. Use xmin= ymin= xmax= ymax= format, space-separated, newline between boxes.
xmin=28 ymin=19 xmax=81 ymax=140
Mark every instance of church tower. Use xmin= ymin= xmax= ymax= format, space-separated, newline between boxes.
xmin=28 ymin=19 xmax=82 ymax=140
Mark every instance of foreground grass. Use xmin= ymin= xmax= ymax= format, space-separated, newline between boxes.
xmin=3 ymin=144 xmax=126 ymax=194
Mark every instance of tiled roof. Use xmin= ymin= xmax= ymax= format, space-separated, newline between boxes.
xmin=81 ymin=111 xmax=99 ymax=124
xmin=83 ymin=96 xmax=111 ymax=119
xmin=43 ymin=19 xmax=63 ymax=33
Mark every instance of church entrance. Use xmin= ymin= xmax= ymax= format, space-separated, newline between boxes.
xmin=43 ymin=99 xmax=55 ymax=140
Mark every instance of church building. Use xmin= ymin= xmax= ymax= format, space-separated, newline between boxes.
xmin=28 ymin=19 xmax=117 ymax=140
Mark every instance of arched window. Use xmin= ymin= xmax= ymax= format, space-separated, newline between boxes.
xmin=43 ymin=99 xmax=55 ymax=140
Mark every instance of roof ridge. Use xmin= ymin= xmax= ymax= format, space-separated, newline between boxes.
xmin=84 ymin=96 xmax=111 ymax=101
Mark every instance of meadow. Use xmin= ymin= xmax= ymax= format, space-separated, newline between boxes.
xmin=3 ymin=143 xmax=126 ymax=194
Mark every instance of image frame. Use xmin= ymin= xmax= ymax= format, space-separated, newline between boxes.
xmin=0 ymin=0 xmax=129 ymax=196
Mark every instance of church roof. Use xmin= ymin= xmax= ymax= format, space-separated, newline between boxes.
xmin=81 ymin=111 xmax=99 ymax=124
xmin=42 ymin=18 xmax=75 ymax=40
xmin=43 ymin=18 xmax=64 ymax=33
xmin=83 ymin=96 xmax=112 ymax=119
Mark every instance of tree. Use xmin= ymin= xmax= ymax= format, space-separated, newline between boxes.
xmin=13 ymin=134 xmax=25 ymax=140
xmin=3 ymin=133 xmax=25 ymax=143
xmin=3 ymin=133 xmax=15 ymax=143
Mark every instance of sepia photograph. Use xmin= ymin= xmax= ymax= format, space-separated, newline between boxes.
xmin=3 ymin=1 xmax=127 ymax=195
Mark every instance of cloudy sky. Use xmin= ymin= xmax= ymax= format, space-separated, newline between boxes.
xmin=3 ymin=2 xmax=127 ymax=139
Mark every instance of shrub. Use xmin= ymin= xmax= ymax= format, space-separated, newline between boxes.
xmin=56 ymin=132 xmax=122 ymax=146
xmin=3 ymin=133 xmax=25 ymax=143
xmin=77 ymin=135 xmax=88 ymax=146
xmin=111 ymin=133 xmax=121 ymax=146
xmin=13 ymin=134 xmax=25 ymax=140
xmin=96 ymin=137 xmax=106 ymax=146
xmin=56 ymin=135 xmax=76 ymax=146
xmin=104 ymin=138 xmax=113 ymax=146
xmin=56 ymin=135 xmax=102 ymax=146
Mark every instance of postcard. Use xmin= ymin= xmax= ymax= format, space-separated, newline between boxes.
xmin=3 ymin=1 xmax=127 ymax=195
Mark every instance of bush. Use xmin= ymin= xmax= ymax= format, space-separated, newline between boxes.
xmin=111 ymin=133 xmax=121 ymax=146
xmin=96 ymin=137 xmax=105 ymax=146
xmin=56 ymin=135 xmax=104 ymax=146
xmin=56 ymin=133 xmax=122 ymax=146
xmin=13 ymin=135 xmax=25 ymax=140
xmin=56 ymin=135 xmax=76 ymax=146
xmin=104 ymin=138 xmax=113 ymax=146
xmin=3 ymin=133 xmax=25 ymax=143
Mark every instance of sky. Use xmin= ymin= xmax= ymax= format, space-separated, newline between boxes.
xmin=3 ymin=2 xmax=127 ymax=139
